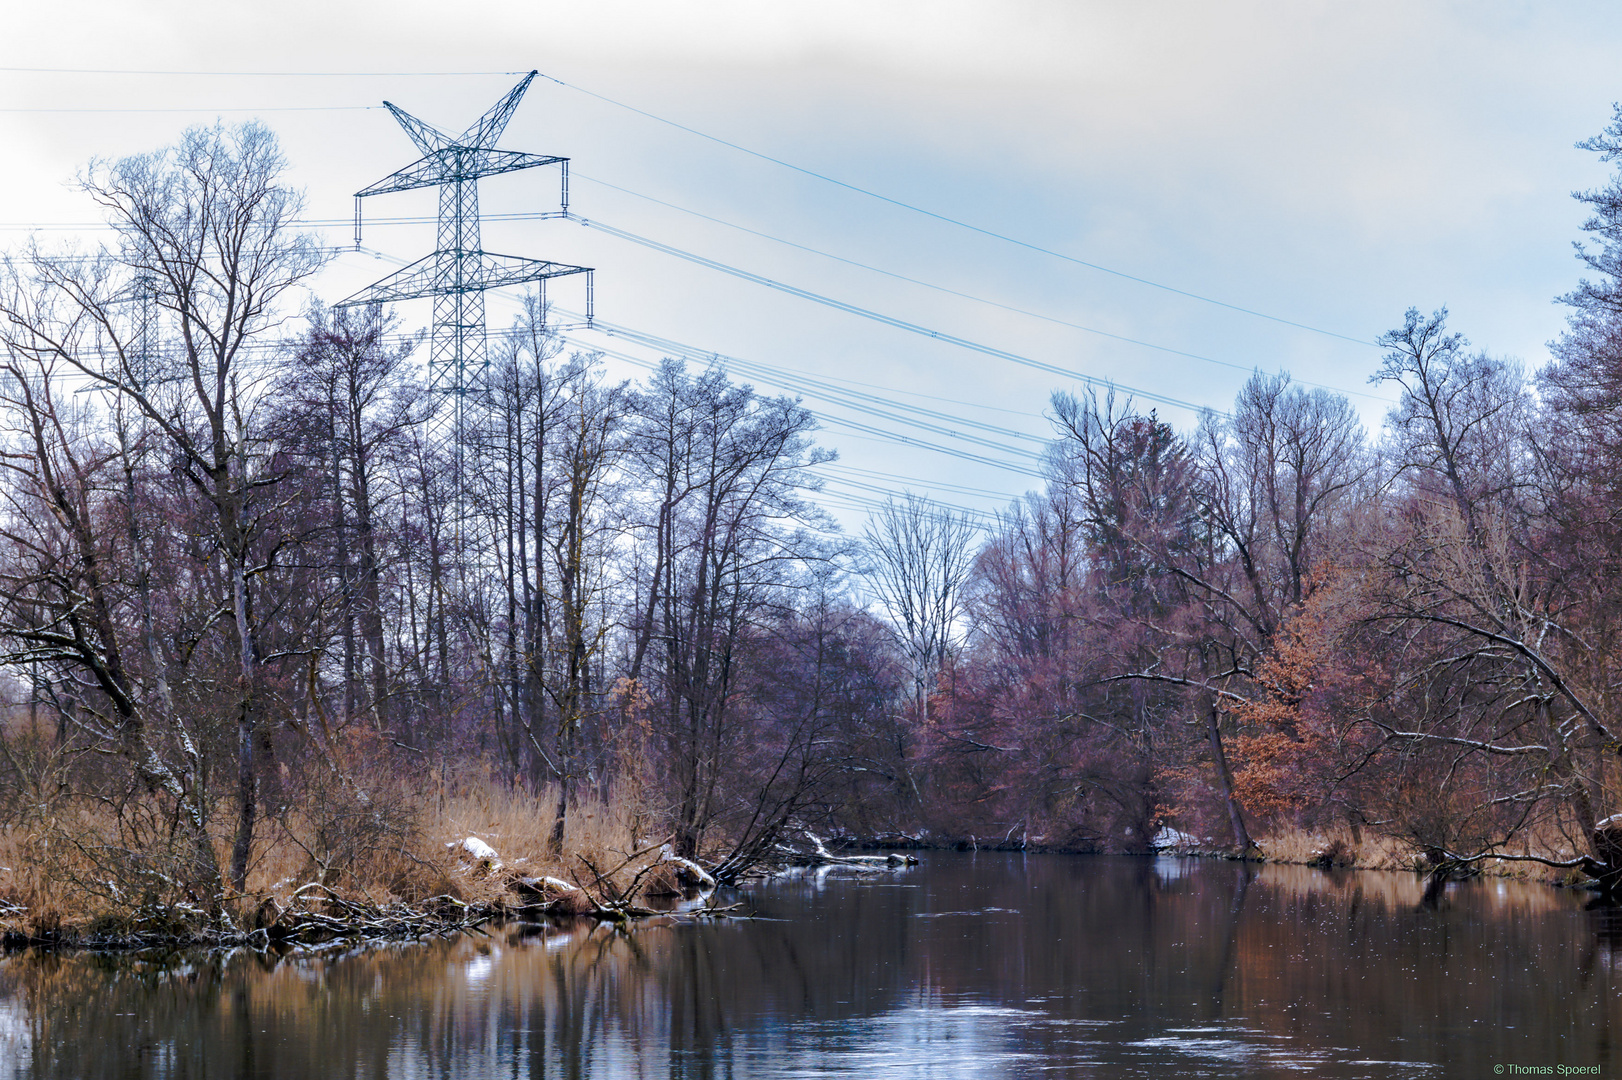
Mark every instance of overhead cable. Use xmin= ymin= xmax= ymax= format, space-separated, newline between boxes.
xmin=568 ymin=216 xmax=1225 ymax=419
xmin=568 ymin=173 xmax=1395 ymax=404
xmin=3 ymin=65 xmax=1382 ymax=351
xmin=4 ymin=183 xmax=1391 ymax=403
xmin=555 ymin=325 xmax=1044 ymax=479
xmin=536 ymin=69 xmax=1376 ymax=348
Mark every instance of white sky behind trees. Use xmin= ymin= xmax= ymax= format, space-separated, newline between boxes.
xmin=1 ymin=0 xmax=1617 ymax=531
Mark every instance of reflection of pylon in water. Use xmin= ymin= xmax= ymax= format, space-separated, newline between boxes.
xmin=339 ymin=70 xmax=593 ymax=511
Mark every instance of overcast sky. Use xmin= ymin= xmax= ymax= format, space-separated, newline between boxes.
xmin=2 ymin=1 xmax=1618 ymax=530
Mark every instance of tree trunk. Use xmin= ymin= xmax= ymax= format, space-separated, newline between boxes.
xmin=228 ymin=547 xmax=259 ymax=893
xmin=1206 ymin=698 xmax=1252 ymax=852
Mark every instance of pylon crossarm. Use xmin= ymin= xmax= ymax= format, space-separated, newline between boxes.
xmin=383 ymin=102 xmax=453 ymax=155
xmin=455 ymin=149 xmax=566 ymax=183
xmin=458 ymin=70 xmax=538 ymax=148
xmin=336 ymin=251 xmax=590 ymax=306
xmin=336 ymin=253 xmax=436 ymax=306
xmin=354 ymin=150 xmax=567 ymax=198
xmin=354 ymin=154 xmax=441 ymax=197
xmin=473 ymin=252 xmax=591 ymax=291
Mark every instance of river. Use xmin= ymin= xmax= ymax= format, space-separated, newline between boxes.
xmin=0 ymin=852 xmax=1617 ymax=1077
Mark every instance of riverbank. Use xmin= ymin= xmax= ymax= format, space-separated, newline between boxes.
xmin=0 ymin=783 xmax=713 ymax=949
xmin=1235 ymin=828 xmax=1596 ymax=888
xmin=3 ymin=806 xmax=1606 ymax=950
xmin=844 ymin=826 xmax=1600 ymax=889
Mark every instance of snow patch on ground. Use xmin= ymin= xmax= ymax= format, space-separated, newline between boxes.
xmin=1149 ymin=827 xmax=1200 ymax=852
xmin=449 ymin=836 xmax=500 ymax=868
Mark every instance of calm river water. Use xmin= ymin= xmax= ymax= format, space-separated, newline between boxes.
xmin=1 ymin=852 xmax=1618 ymax=1078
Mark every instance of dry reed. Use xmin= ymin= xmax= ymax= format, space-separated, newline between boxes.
xmin=1252 ymin=825 xmax=1578 ymax=882
xmin=0 ymin=766 xmax=658 ymax=943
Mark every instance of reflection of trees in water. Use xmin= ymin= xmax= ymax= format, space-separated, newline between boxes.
xmin=0 ymin=857 xmax=1619 ymax=1077
xmin=1579 ymin=903 xmax=1622 ymax=991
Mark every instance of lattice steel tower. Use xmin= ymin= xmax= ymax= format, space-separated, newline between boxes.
xmin=340 ymin=70 xmax=592 ymax=499
xmin=106 ymin=271 xmax=163 ymax=392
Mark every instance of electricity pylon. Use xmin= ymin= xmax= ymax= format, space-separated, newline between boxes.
xmin=339 ymin=69 xmax=592 ymax=506
xmin=84 ymin=270 xmax=164 ymax=393
xmin=124 ymin=272 xmax=162 ymax=392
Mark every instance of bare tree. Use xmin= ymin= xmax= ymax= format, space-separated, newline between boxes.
xmin=970 ymin=486 xmax=1087 ymax=664
xmin=1374 ymin=308 xmax=1530 ymax=547
xmin=862 ymin=493 xmax=978 ymax=722
xmin=626 ymin=362 xmax=837 ymax=857
xmin=537 ymin=355 xmax=629 ymax=850
xmin=1 ymin=122 xmax=326 ymax=892
xmin=1338 ymin=307 xmax=1622 ymax=878
xmin=0 ymin=345 xmax=222 ymax=901
xmin=1051 ymin=390 xmax=1199 ymax=844
xmin=467 ymin=294 xmax=568 ymax=791
xmin=279 ymin=303 xmax=422 ymax=731
xmin=1196 ymin=372 xmax=1368 ymax=628
xmin=1179 ymin=373 xmax=1370 ymax=846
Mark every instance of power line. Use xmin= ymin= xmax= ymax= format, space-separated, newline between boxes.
xmin=780 ymin=366 xmax=1041 ymax=420
xmin=23 ymin=228 xmax=1214 ymax=465
xmin=814 ymin=474 xmax=1000 ymax=522
xmin=3 ymin=65 xmax=1384 ymax=353
xmin=816 ymin=463 xmax=1014 ymax=501
xmin=371 ymin=188 xmax=1391 ymax=405
xmin=569 ymin=216 xmax=1226 ymax=420
xmin=7 ymin=198 xmax=1354 ymax=400
xmin=574 ymin=317 xmax=1044 ymax=456
xmin=590 ymin=320 xmax=1049 ymax=450
xmin=556 ymin=324 xmax=1044 ymax=479
xmin=541 ymin=325 xmax=1038 ymax=518
xmin=569 ymin=172 xmax=1395 ymax=405
xmin=352 ymin=243 xmax=1193 ymax=444
xmin=343 ymin=259 xmax=1054 ymax=482
xmin=564 ymin=327 xmax=1044 ymax=476
xmin=1 ymin=170 xmax=1391 ymax=404
xmin=347 ymin=247 xmax=1122 ymax=479
xmin=785 ymin=473 xmax=998 ymax=527
xmin=536 ymin=69 xmax=1377 ymax=348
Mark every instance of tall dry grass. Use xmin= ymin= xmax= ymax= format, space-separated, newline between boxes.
xmin=1253 ymin=828 xmax=1412 ymax=871
xmin=243 ymin=763 xmax=655 ymax=906
xmin=0 ymin=800 xmax=209 ymax=940
xmin=1252 ymin=825 xmax=1583 ymax=882
xmin=0 ymin=764 xmax=656 ymax=941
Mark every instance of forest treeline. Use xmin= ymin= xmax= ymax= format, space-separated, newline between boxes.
xmin=3 ymin=111 xmax=1622 ymax=925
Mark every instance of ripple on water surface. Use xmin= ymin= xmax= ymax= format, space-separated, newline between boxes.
xmin=0 ymin=853 xmax=1613 ymax=1078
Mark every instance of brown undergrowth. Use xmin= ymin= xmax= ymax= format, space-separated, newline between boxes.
xmin=0 ymin=767 xmax=670 ymax=948
xmin=1250 ymin=826 xmax=1590 ymax=885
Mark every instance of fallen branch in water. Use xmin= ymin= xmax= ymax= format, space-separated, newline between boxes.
xmin=0 ymin=883 xmax=506 ymax=951
xmin=250 ymin=883 xmax=498 ymax=948
xmin=498 ymin=834 xmax=721 ymax=924
xmin=783 ymin=831 xmax=919 ymax=869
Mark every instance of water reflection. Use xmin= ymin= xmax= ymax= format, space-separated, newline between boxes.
xmin=0 ymin=854 xmax=1616 ymax=1078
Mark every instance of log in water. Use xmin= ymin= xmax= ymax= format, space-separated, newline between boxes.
xmin=0 ymin=852 xmax=1617 ymax=1078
